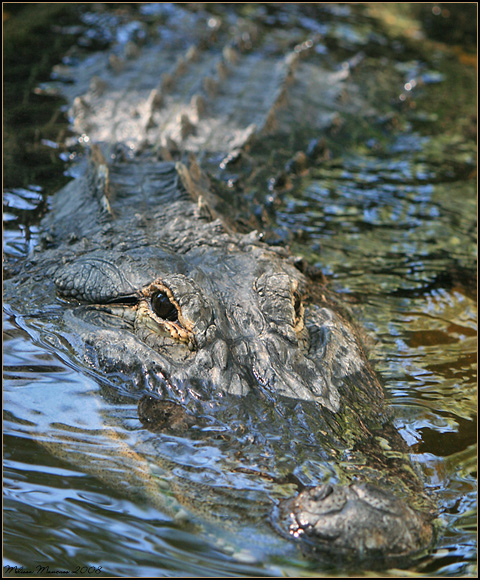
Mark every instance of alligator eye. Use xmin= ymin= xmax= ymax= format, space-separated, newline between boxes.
xmin=151 ymin=292 xmax=178 ymax=321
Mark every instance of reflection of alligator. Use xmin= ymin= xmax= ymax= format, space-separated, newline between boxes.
xmin=4 ymin=5 xmax=436 ymax=568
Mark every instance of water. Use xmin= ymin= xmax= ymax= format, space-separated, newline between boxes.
xmin=276 ymin=136 xmax=477 ymax=577
xmin=3 ymin=4 xmax=477 ymax=577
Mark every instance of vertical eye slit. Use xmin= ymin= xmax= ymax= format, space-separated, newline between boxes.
xmin=151 ymin=291 xmax=178 ymax=321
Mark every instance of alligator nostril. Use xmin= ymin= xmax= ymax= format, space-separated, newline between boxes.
xmin=151 ymin=291 xmax=178 ymax=321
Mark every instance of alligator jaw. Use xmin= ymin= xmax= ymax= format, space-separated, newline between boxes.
xmin=275 ymin=483 xmax=434 ymax=567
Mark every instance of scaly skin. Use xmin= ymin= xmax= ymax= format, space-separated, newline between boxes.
xmin=4 ymin=5 xmax=437 ymax=567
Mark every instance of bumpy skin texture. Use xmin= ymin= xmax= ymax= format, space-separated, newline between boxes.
xmin=4 ymin=6 xmax=436 ymax=566
xmin=46 ymin=157 xmax=388 ymax=421
xmin=8 ymin=156 xmax=435 ymax=564
xmin=277 ymin=483 xmax=433 ymax=564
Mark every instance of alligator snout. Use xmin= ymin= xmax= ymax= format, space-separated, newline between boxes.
xmin=276 ymin=483 xmax=434 ymax=565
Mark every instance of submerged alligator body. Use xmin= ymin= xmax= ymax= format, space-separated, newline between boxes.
xmin=4 ymin=5 xmax=437 ymax=569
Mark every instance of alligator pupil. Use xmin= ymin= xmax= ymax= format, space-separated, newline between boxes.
xmin=151 ymin=292 xmax=178 ymax=321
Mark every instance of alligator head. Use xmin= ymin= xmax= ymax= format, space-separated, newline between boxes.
xmin=53 ymin=230 xmax=359 ymax=412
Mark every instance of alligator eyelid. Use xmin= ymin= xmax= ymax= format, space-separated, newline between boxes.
xmin=99 ymin=281 xmax=194 ymax=345
xmin=136 ymin=300 xmax=194 ymax=348
xmin=135 ymin=279 xmax=197 ymax=350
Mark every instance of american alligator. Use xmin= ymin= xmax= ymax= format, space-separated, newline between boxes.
xmin=4 ymin=5 xmax=438 ymax=569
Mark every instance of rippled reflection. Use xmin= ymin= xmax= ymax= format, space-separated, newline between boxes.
xmin=276 ymin=74 xmax=476 ymax=576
